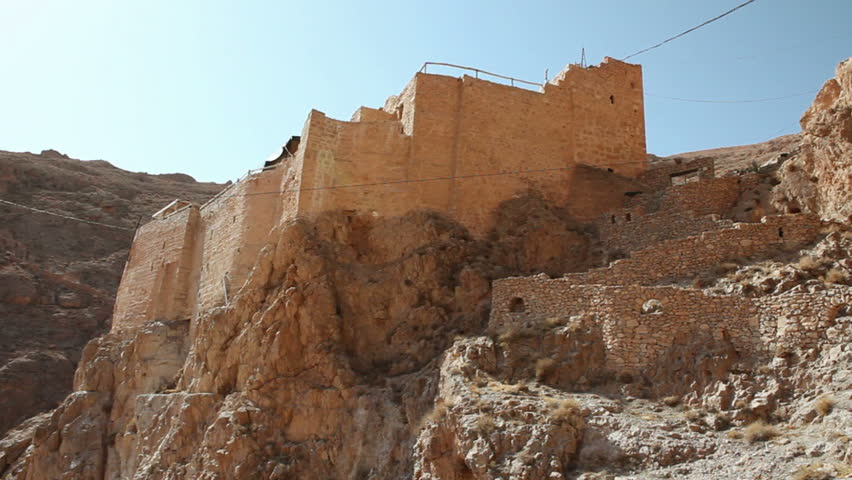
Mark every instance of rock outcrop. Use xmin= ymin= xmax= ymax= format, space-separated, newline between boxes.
xmin=2 ymin=59 xmax=852 ymax=480
xmin=0 ymin=150 xmax=222 ymax=436
xmin=774 ymin=58 xmax=852 ymax=222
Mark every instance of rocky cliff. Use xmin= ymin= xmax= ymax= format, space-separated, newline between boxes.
xmin=2 ymin=59 xmax=852 ymax=480
xmin=773 ymin=58 xmax=852 ymax=222
xmin=0 ymin=149 xmax=222 ymax=436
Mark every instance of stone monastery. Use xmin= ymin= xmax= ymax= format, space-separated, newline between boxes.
xmin=113 ymin=57 xmax=846 ymax=372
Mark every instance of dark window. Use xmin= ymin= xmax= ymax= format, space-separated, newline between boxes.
xmin=778 ymin=227 xmax=784 ymax=238
xmin=509 ymin=297 xmax=526 ymax=313
xmin=609 ymin=95 xmax=615 ymax=104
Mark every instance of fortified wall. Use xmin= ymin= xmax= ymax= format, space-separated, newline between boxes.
xmin=112 ymin=58 xmax=649 ymax=330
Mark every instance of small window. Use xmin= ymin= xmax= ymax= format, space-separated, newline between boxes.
xmin=509 ymin=297 xmax=525 ymax=313
xmin=609 ymin=95 xmax=615 ymax=104
xmin=778 ymin=227 xmax=784 ymax=238
xmin=607 ymin=168 xmax=614 ymax=173
xmin=611 ymin=215 xmax=616 ymax=224
xmin=626 ymin=213 xmax=632 ymax=222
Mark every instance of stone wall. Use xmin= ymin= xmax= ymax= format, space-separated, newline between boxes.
xmin=490 ymin=280 xmax=761 ymax=373
xmin=196 ymin=165 xmax=286 ymax=312
xmin=490 ymin=277 xmax=852 ymax=374
xmin=595 ymin=174 xmax=761 ymax=254
xmin=298 ymin=57 xmax=647 ymax=234
xmin=571 ymin=214 xmax=823 ymax=287
xmin=638 ymin=157 xmax=714 ymax=190
xmin=112 ymin=205 xmax=200 ymax=329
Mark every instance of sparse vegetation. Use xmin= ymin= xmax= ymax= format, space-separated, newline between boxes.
xmin=743 ymin=420 xmax=779 ymax=443
xmin=475 ymin=415 xmax=496 ymax=435
xmin=662 ymin=395 xmax=681 ymax=407
xmin=684 ymin=409 xmax=704 ymax=422
xmin=824 ymin=268 xmax=849 ymax=284
xmin=797 ymin=255 xmax=820 ymax=270
xmin=535 ymin=358 xmax=556 ymax=380
xmin=546 ymin=397 xmax=581 ymax=424
xmin=792 ymin=461 xmax=852 ymax=480
xmin=727 ymin=430 xmax=743 ymax=440
xmin=813 ymin=395 xmax=836 ymax=416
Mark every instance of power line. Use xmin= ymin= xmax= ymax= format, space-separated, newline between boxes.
xmin=645 ymin=89 xmax=816 ymax=104
xmin=621 ymin=0 xmax=758 ymax=61
xmin=0 ymin=198 xmax=134 ymax=231
xmin=211 ymin=159 xmax=656 ymax=200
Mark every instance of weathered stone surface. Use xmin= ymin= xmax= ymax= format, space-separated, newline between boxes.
xmin=774 ymin=58 xmax=852 ymax=222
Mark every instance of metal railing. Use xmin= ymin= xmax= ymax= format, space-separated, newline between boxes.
xmin=419 ymin=62 xmax=543 ymax=89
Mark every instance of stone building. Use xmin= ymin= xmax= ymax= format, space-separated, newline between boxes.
xmin=114 ymin=57 xmax=657 ymax=329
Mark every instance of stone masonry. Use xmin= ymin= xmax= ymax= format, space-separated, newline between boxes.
xmin=112 ymin=58 xmax=650 ymax=329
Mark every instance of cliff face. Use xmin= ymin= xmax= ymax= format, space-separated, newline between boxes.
xmin=773 ymin=58 xmax=852 ymax=221
xmin=2 ymin=60 xmax=852 ymax=480
xmin=0 ymin=149 xmax=222 ymax=436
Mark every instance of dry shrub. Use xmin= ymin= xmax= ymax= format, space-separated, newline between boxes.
xmin=547 ymin=398 xmax=581 ymax=423
xmin=792 ymin=461 xmax=852 ymax=480
xmin=743 ymin=420 xmax=779 ymax=443
xmin=416 ymin=403 xmax=447 ymax=432
xmin=535 ymin=358 xmax=556 ymax=380
xmin=814 ymin=395 xmax=836 ymax=416
xmin=756 ymin=364 xmax=772 ymax=375
xmin=489 ymin=381 xmax=522 ymax=395
xmin=498 ymin=325 xmax=536 ymax=344
xmin=824 ymin=268 xmax=849 ymax=284
xmin=684 ymin=409 xmax=703 ymax=422
xmin=476 ymin=415 xmax=496 ymax=435
xmin=727 ymin=430 xmax=743 ymax=440
xmin=662 ymin=395 xmax=681 ymax=407
xmin=543 ymin=317 xmax=563 ymax=328
xmin=798 ymin=256 xmax=820 ymax=270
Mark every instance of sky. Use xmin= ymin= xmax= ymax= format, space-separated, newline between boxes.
xmin=0 ymin=0 xmax=849 ymax=183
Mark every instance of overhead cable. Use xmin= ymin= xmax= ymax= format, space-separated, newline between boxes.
xmin=621 ymin=0 xmax=758 ymax=61
xmin=0 ymin=198 xmax=133 ymax=231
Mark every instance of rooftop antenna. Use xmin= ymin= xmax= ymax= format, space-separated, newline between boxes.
xmin=580 ymin=48 xmax=587 ymax=68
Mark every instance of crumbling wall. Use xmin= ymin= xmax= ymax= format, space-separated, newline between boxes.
xmin=758 ymin=286 xmax=852 ymax=350
xmin=572 ymin=214 xmax=823 ymax=286
xmin=638 ymin=158 xmax=714 ymax=190
xmin=595 ymin=175 xmax=761 ymax=253
xmin=112 ymin=205 xmax=200 ymax=330
xmin=491 ymin=277 xmax=852 ymax=373
xmin=490 ymin=280 xmax=760 ymax=373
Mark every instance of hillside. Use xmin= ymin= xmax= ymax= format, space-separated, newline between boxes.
xmin=0 ymin=57 xmax=850 ymax=480
xmin=0 ymin=149 xmax=222 ymax=435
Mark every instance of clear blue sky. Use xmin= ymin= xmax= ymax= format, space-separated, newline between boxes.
xmin=1 ymin=0 xmax=849 ymax=183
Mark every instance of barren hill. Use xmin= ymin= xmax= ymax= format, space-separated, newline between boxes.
xmin=1 ymin=57 xmax=850 ymax=480
xmin=0 ymin=149 xmax=222 ymax=435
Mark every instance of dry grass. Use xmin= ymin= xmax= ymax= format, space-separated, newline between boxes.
xmin=792 ymin=461 xmax=852 ymax=480
xmin=543 ymin=317 xmax=563 ymax=328
xmin=546 ymin=397 xmax=581 ymax=423
xmin=743 ymin=420 xmax=779 ymax=443
xmin=488 ymin=381 xmax=523 ymax=395
xmin=415 ymin=403 xmax=447 ymax=432
xmin=814 ymin=395 xmax=836 ymax=416
xmin=662 ymin=395 xmax=681 ymax=407
xmin=476 ymin=415 xmax=496 ymax=435
xmin=797 ymin=255 xmax=820 ymax=270
xmin=535 ymin=358 xmax=556 ymax=380
xmin=497 ymin=325 xmax=536 ymax=344
xmin=824 ymin=268 xmax=849 ymax=284
xmin=727 ymin=430 xmax=743 ymax=440
xmin=684 ymin=409 xmax=704 ymax=422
